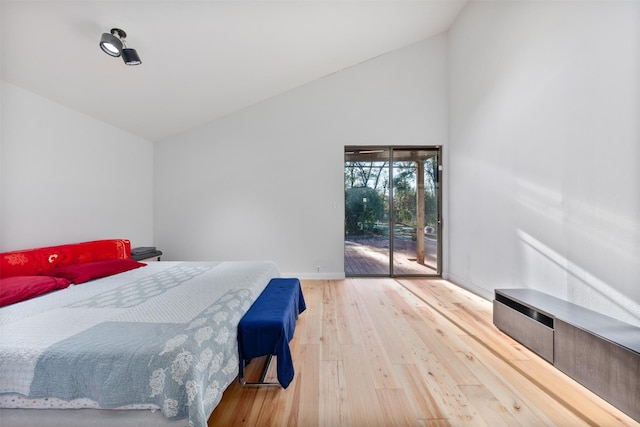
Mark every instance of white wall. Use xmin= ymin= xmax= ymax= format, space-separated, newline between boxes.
xmin=448 ymin=1 xmax=640 ymax=326
xmin=154 ymin=35 xmax=448 ymax=278
xmin=0 ymin=82 xmax=154 ymax=251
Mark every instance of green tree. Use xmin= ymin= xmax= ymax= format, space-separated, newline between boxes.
xmin=345 ymin=186 xmax=384 ymax=235
xmin=393 ymin=163 xmax=416 ymax=226
xmin=344 ymin=162 xmax=388 ymax=191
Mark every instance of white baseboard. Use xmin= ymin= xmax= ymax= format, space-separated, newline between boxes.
xmin=279 ymin=271 xmax=496 ymax=302
xmin=445 ymin=273 xmax=493 ymax=301
xmin=281 ymin=272 xmax=346 ymax=280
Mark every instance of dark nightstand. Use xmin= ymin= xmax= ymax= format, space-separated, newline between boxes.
xmin=131 ymin=247 xmax=163 ymax=262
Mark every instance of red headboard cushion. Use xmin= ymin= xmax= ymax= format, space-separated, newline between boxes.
xmin=0 ymin=239 xmax=131 ymax=278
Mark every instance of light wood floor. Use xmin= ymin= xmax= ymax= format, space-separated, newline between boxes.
xmin=209 ymin=278 xmax=639 ymax=426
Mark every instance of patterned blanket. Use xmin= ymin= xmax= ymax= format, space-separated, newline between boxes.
xmin=0 ymin=261 xmax=279 ymax=427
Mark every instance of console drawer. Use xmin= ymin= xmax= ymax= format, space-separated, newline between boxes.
xmin=493 ymin=299 xmax=554 ymax=363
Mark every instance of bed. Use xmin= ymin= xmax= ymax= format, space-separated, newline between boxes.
xmin=0 ymin=239 xmax=281 ymax=427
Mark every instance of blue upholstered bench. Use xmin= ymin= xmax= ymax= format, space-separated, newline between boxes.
xmin=237 ymin=278 xmax=306 ymax=388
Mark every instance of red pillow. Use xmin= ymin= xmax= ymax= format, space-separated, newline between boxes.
xmin=0 ymin=276 xmax=71 ymax=307
xmin=46 ymin=258 xmax=146 ymax=284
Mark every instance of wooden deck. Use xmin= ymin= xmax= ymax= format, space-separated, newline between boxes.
xmin=209 ymin=278 xmax=639 ymax=426
xmin=345 ymin=239 xmax=438 ymax=276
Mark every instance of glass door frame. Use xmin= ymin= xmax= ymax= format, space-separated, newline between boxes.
xmin=344 ymin=145 xmax=443 ymax=277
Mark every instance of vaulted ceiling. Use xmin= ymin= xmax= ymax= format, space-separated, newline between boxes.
xmin=1 ymin=1 xmax=467 ymax=141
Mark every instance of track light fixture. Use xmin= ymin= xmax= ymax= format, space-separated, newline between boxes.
xmin=99 ymin=28 xmax=141 ymax=66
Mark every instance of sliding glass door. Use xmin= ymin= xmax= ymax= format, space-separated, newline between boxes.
xmin=344 ymin=146 xmax=441 ymax=277
xmin=344 ymin=148 xmax=391 ymax=275
xmin=391 ymin=148 xmax=440 ymax=275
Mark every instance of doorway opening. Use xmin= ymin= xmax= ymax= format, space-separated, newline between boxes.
xmin=344 ymin=146 xmax=441 ymax=277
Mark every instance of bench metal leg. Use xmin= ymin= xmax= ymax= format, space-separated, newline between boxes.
xmin=239 ymin=354 xmax=281 ymax=387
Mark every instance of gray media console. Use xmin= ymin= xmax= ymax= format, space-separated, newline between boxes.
xmin=493 ymin=288 xmax=640 ymax=423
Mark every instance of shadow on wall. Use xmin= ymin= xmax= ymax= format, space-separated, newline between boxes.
xmin=517 ymin=229 xmax=640 ymax=328
xmin=514 ymin=177 xmax=640 ymax=327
